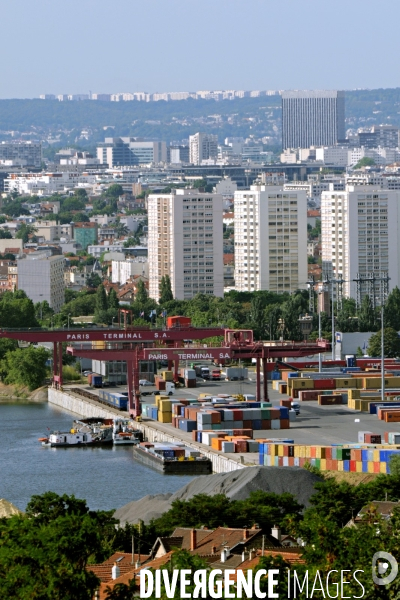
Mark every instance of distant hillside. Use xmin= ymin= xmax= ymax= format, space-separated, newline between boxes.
xmin=1 ymin=88 xmax=400 ymax=145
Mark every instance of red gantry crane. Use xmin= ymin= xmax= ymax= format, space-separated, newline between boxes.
xmin=0 ymin=312 xmax=330 ymax=417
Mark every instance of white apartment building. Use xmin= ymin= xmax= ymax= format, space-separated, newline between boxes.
xmin=97 ymin=138 xmax=167 ymax=167
xmin=234 ymin=186 xmax=307 ymax=293
xmin=148 ymin=189 xmax=223 ymax=301
xmin=189 ymin=133 xmax=218 ymax=165
xmin=111 ymin=259 xmax=149 ymax=285
xmin=315 ymin=146 xmax=349 ymax=168
xmin=17 ymin=254 xmax=65 ymax=313
xmin=321 ymin=186 xmax=400 ymax=303
xmin=4 ymin=172 xmax=96 ymax=196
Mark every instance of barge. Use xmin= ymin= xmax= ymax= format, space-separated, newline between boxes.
xmin=132 ymin=442 xmax=212 ymax=474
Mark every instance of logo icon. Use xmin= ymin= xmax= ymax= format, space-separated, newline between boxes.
xmin=372 ymin=552 xmax=399 ymax=585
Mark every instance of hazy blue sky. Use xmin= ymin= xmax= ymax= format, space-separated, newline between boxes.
xmin=2 ymin=0 xmax=400 ymax=98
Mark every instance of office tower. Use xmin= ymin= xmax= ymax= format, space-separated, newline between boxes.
xmin=148 ymin=189 xmax=223 ymax=301
xmin=97 ymin=138 xmax=167 ymax=167
xmin=17 ymin=254 xmax=65 ymax=313
xmin=189 ymin=133 xmax=218 ymax=165
xmin=281 ymin=90 xmax=345 ymax=149
xmin=321 ymin=186 xmax=400 ymax=304
xmin=234 ymin=186 xmax=307 ymax=293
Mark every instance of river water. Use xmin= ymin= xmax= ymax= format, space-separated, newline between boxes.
xmin=0 ymin=402 xmax=194 ymax=512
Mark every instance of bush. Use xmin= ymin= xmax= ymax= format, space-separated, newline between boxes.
xmin=62 ymin=365 xmax=81 ymax=381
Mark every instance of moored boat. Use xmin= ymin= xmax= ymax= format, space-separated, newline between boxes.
xmin=132 ymin=442 xmax=212 ymax=474
xmin=112 ymin=418 xmax=142 ymax=445
xmin=40 ymin=426 xmax=113 ymax=447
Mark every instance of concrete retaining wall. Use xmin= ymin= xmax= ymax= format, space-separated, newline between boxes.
xmin=48 ymin=388 xmax=245 ymax=473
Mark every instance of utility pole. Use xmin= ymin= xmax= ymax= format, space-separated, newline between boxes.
xmin=306 ymin=275 xmax=315 ymax=314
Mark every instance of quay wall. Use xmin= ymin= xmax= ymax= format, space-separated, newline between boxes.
xmin=48 ymin=388 xmax=245 ymax=474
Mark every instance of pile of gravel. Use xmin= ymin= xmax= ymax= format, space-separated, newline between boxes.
xmin=114 ymin=466 xmax=322 ymax=525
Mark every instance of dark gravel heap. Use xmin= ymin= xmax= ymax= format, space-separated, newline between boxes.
xmin=114 ymin=466 xmax=322 ymax=524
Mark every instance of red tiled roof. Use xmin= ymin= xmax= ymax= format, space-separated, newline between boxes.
xmin=307 ymin=210 xmax=320 ymax=217
xmin=88 ymin=553 xmax=149 ymax=583
xmin=173 ymin=526 xmax=263 ymax=556
xmin=223 ymin=253 xmax=234 ymax=265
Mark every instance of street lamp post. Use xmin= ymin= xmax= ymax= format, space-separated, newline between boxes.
xmin=381 ymin=301 xmax=385 ymax=403
xmin=68 ymin=313 xmax=71 ymax=329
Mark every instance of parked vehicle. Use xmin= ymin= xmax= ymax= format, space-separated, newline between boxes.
xmin=291 ymin=401 xmax=300 ymax=415
xmin=139 ymin=379 xmax=153 ymax=386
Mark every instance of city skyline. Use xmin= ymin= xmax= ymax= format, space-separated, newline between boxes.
xmin=1 ymin=0 xmax=399 ymax=98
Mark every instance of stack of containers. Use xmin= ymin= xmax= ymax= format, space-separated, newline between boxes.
xmin=259 ymin=441 xmax=400 ymax=473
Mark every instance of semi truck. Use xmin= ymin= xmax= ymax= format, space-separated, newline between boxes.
xmin=194 ymin=365 xmax=210 ymax=380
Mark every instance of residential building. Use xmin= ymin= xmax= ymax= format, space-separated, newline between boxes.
xmin=4 ymin=172 xmax=96 ymax=196
xmin=148 ymin=189 xmax=224 ymax=301
xmin=34 ymin=221 xmax=73 ymax=242
xmin=168 ymin=145 xmax=190 ymax=164
xmin=0 ymin=238 xmax=23 ymax=256
xmin=189 ymin=133 xmax=218 ymax=165
xmin=97 ymin=138 xmax=167 ymax=167
xmin=111 ymin=258 xmax=148 ymax=285
xmin=321 ymin=186 xmax=400 ymax=303
xmin=74 ymin=222 xmax=98 ymax=250
xmin=234 ymin=185 xmax=307 ymax=293
xmin=281 ymin=90 xmax=345 ymax=149
xmin=0 ymin=141 xmax=42 ymax=167
xmin=315 ymin=146 xmax=349 ymax=168
xmin=17 ymin=253 xmax=65 ymax=313
xmin=358 ymin=126 xmax=400 ymax=149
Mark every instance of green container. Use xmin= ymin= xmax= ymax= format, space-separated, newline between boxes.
xmin=261 ymin=409 xmax=271 ymax=419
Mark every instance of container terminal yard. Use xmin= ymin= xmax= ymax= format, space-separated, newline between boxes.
xmin=1 ymin=314 xmax=400 ymax=475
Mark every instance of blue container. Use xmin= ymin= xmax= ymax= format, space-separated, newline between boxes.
xmin=361 ymin=449 xmax=369 ymax=461
xmin=259 ymin=443 xmax=264 ymax=454
xmin=180 ymin=419 xmax=197 ymax=433
xmin=259 ymin=454 xmax=264 ymax=465
xmin=92 ymin=375 xmax=102 ymax=387
xmin=362 ymin=461 xmax=369 ymax=473
xmin=151 ymin=408 xmax=158 ymax=420
xmin=271 ymin=372 xmax=281 ymax=380
xmin=196 ymin=432 xmax=202 ymax=443
xmin=288 ymin=372 xmax=299 ymax=378
xmin=346 ymin=356 xmax=357 ymax=368
xmin=279 ymin=407 xmax=289 ymax=419
xmin=343 ymin=460 xmax=350 ymax=472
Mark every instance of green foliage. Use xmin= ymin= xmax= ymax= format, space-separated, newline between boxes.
xmin=108 ymin=288 xmax=119 ymax=311
xmin=86 ymin=272 xmax=102 ymax=288
xmin=61 ymin=196 xmax=86 ymax=212
xmin=135 ymin=279 xmax=148 ymax=304
xmin=159 ymin=275 xmax=173 ymax=304
xmin=384 ymin=286 xmax=400 ymax=330
xmin=0 ymin=228 xmax=12 ymax=239
xmin=0 ymin=345 xmax=48 ymax=389
xmin=149 ymin=491 xmax=303 ymax=537
xmin=60 ymin=291 xmax=96 ymax=318
xmin=0 ymin=291 xmax=39 ymax=328
xmin=15 ymin=223 xmax=38 ymax=243
xmin=335 ymin=297 xmax=358 ymax=332
xmin=353 ymin=156 xmax=376 ymax=169
xmin=95 ymin=284 xmax=108 ymax=313
xmin=358 ymin=294 xmax=377 ymax=332
xmin=62 ymin=365 xmax=81 ymax=381
xmin=368 ymin=327 xmax=400 ymax=358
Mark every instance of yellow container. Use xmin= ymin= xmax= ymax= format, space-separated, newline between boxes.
xmin=335 ymin=378 xmax=358 ymax=389
xmin=92 ymin=340 xmax=106 ymax=349
xmin=320 ymin=459 xmax=327 ymax=470
xmin=159 ymin=400 xmax=172 ymax=412
xmin=356 ymin=461 xmax=363 ymax=473
xmin=158 ymin=412 xmax=172 ymax=423
xmin=162 ymin=370 xmax=174 ymax=382
xmin=368 ymin=462 xmax=375 ymax=473
xmin=338 ymin=461 xmax=344 ymax=472
xmin=278 ymin=444 xmax=284 ymax=457
xmin=291 ymin=379 xmax=314 ymax=390
xmin=380 ymin=463 xmax=387 ymax=474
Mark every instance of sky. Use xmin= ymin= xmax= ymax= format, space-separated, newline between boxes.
xmin=1 ymin=0 xmax=400 ymax=98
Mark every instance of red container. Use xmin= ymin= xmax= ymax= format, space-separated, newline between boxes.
xmin=166 ymin=316 xmax=192 ymax=329
xmin=299 ymin=390 xmax=319 ymax=401
xmin=243 ymin=420 xmax=252 ymax=429
xmin=231 ymin=409 xmax=243 ymax=420
xmin=87 ymin=373 xmax=93 ymax=385
xmin=280 ymin=419 xmax=290 ymax=429
xmin=318 ymin=395 xmax=342 ymax=405
xmin=374 ymin=462 xmax=381 ymax=473
xmin=350 ymin=460 xmax=357 ymax=472
xmin=235 ymin=440 xmax=248 ymax=453
xmin=365 ymin=433 xmax=382 ymax=444
xmin=384 ymin=431 xmax=390 ymax=443
xmin=185 ymin=379 xmax=197 ymax=388
xmin=261 ymin=420 xmax=271 ymax=429
xmin=325 ymin=447 xmax=332 ymax=460
xmin=270 ymin=408 xmax=280 ymax=419
xmin=314 ymin=378 xmax=336 ymax=390
xmin=288 ymin=457 xmax=295 ymax=467
xmin=209 ymin=411 xmax=221 ymax=424
xmin=191 ymin=430 xmax=198 ymax=441
xmin=292 ymin=389 xmax=299 ymax=398
xmin=280 ymin=399 xmax=292 ymax=408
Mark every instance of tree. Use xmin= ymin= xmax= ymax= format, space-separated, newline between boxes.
xmin=249 ymin=295 xmax=266 ymax=340
xmin=368 ymin=327 xmax=400 ymax=358
xmin=0 ymin=228 xmax=12 ymax=239
xmin=384 ymin=286 xmax=400 ymax=330
xmin=358 ymin=295 xmax=377 ymax=332
xmin=105 ymin=184 xmax=124 ymax=199
xmin=159 ymin=275 xmax=173 ymax=304
xmin=335 ymin=297 xmax=358 ymax=333
xmin=61 ymin=196 xmax=86 ymax=212
xmin=15 ymin=223 xmax=38 ymax=243
xmin=353 ymin=156 xmax=376 ymax=169
xmin=1 ymin=346 xmax=49 ymax=390
xmin=135 ymin=279 xmax=148 ymax=304
xmin=0 ymin=292 xmax=38 ymax=328
xmin=86 ymin=273 xmax=102 ymax=288
xmin=95 ymin=284 xmax=108 ymax=314
xmin=108 ymin=288 xmax=119 ymax=311
xmin=0 ymin=492 xmax=121 ymax=600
